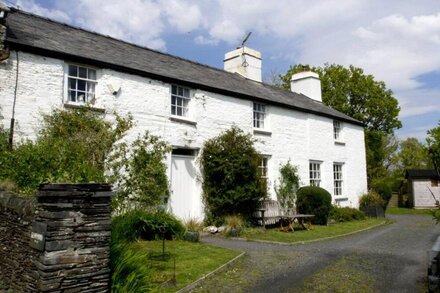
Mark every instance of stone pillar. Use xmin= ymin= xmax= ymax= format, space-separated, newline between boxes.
xmin=33 ymin=183 xmax=112 ymax=292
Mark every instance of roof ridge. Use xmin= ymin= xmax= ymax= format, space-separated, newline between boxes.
xmin=9 ymin=7 xmax=243 ymax=78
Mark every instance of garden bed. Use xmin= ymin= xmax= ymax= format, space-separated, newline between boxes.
xmin=241 ymin=218 xmax=387 ymax=244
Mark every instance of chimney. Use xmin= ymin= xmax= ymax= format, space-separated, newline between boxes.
xmin=290 ymin=71 xmax=322 ymax=102
xmin=0 ymin=2 xmax=10 ymax=22
xmin=224 ymin=46 xmax=262 ymax=82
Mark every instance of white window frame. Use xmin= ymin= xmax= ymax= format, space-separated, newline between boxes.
xmin=258 ymin=156 xmax=269 ymax=180
xmin=65 ymin=64 xmax=98 ymax=104
xmin=333 ymin=120 xmax=342 ymax=141
xmin=333 ymin=163 xmax=343 ymax=196
xmin=253 ymin=102 xmax=267 ymax=129
xmin=171 ymin=85 xmax=191 ymax=118
xmin=309 ymin=161 xmax=321 ymax=187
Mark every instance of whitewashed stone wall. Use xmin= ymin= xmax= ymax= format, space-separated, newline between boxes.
xmin=0 ymin=51 xmax=367 ymax=209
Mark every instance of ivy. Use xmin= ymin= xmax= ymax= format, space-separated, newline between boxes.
xmin=274 ymin=160 xmax=300 ymax=214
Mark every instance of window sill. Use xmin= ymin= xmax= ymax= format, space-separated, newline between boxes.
xmin=253 ymin=128 xmax=272 ymax=136
xmin=335 ymin=197 xmax=348 ymax=202
xmin=169 ymin=116 xmax=197 ymax=126
xmin=334 ymin=141 xmax=346 ymax=146
xmin=63 ymin=103 xmax=105 ymax=113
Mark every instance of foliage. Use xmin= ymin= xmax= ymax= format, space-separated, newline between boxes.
xmin=279 ymin=64 xmax=402 ymax=184
xmin=200 ymin=126 xmax=267 ymax=225
xmin=427 ymin=122 xmax=440 ymax=175
xmin=110 ymin=242 xmax=152 ymax=292
xmin=274 ymin=160 xmax=300 ymax=214
xmin=110 ymin=132 xmax=171 ymax=211
xmin=329 ymin=206 xmax=366 ymax=222
xmin=370 ymin=177 xmax=393 ymax=209
xmin=296 ymin=186 xmax=332 ymax=225
xmin=112 ymin=209 xmax=185 ymax=242
xmin=183 ymin=218 xmax=203 ymax=232
xmin=359 ymin=191 xmax=386 ymax=207
xmin=224 ymin=215 xmax=245 ymax=237
xmin=0 ymin=107 xmax=133 ymax=194
xmin=394 ymin=137 xmax=432 ymax=171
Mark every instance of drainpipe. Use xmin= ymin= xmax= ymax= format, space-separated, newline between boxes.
xmin=9 ymin=50 xmax=18 ymax=149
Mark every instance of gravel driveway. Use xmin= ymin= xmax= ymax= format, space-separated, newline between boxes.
xmin=194 ymin=215 xmax=440 ymax=292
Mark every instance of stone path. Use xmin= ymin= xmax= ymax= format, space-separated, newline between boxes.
xmin=194 ymin=215 xmax=440 ymax=292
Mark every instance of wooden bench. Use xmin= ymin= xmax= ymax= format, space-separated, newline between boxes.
xmin=253 ymin=199 xmax=314 ymax=231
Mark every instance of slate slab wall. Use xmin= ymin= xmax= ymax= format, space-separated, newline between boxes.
xmin=0 ymin=183 xmax=113 ymax=292
xmin=0 ymin=190 xmax=38 ymax=292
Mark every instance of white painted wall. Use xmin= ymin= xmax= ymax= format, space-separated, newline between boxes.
xmin=412 ymin=180 xmax=440 ymax=208
xmin=0 ymin=51 xmax=368 ymax=215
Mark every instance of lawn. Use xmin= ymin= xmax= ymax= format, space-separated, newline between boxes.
xmin=128 ymin=240 xmax=241 ymax=292
xmin=386 ymin=207 xmax=433 ymax=215
xmin=242 ymin=218 xmax=387 ymax=243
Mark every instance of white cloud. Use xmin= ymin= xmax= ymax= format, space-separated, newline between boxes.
xmin=160 ymin=0 xmax=203 ymax=33
xmin=14 ymin=0 xmax=70 ymax=23
xmin=194 ymin=35 xmax=218 ymax=46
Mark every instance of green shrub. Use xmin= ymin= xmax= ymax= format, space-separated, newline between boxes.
xmin=359 ymin=191 xmax=386 ymax=207
xmin=200 ymin=126 xmax=266 ymax=225
xmin=110 ymin=242 xmax=151 ymax=292
xmin=112 ymin=209 xmax=184 ymax=242
xmin=223 ymin=215 xmax=245 ymax=237
xmin=274 ymin=160 xmax=300 ymax=214
xmin=329 ymin=206 xmax=366 ymax=222
xmin=109 ymin=132 xmax=171 ymax=211
xmin=370 ymin=178 xmax=393 ymax=209
xmin=296 ymin=186 xmax=332 ymax=225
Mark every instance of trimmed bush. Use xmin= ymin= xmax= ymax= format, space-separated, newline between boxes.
xmin=370 ymin=178 xmax=393 ymax=209
xmin=112 ymin=209 xmax=184 ymax=243
xmin=359 ymin=191 xmax=386 ymax=207
xmin=329 ymin=206 xmax=366 ymax=222
xmin=296 ymin=186 xmax=332 ymax=225
xmin=200 ymin=126 xmax=266 ymax=225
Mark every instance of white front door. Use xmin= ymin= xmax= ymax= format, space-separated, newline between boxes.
xmin=170 ymin=155 xmax=202 ymax=220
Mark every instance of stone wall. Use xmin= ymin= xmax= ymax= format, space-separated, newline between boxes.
xmin=0 ymin=190 xmax=38 ymax=292
xmin=0 ymin=183 xmax=113 ymax=292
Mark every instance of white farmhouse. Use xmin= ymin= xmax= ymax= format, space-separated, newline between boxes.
xmin=0 ymin=8 xmax=368 ymax=219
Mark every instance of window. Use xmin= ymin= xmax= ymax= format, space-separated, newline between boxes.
xmin=309 ymin=161 xmax=321 ymax=187
xmin=171 ymin=85 xmax=191 ymax=117
xmin=253 ymin=103 xmax=266 ymax=129
xmin=67 ymin=64 xmax=97 ymax=103
xmin=258 ymin=157 xmax=269 ymax=180
xmin=333 ymin=120 xmax=341 ymax=140
xmin=333 ymin=163 xmax=343 ymax=196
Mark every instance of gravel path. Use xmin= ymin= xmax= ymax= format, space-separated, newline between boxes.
xmin=195 ymin=215 xmax=440 ymax=292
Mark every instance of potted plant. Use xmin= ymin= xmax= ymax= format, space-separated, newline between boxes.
xmin=359 ymin=191 xmax=386 ymax=218
xmin=183 ymin=218 xmax=202 ymax=242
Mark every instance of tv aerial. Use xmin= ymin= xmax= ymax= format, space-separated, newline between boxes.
xmin=238 ymin=32 xmax=252 ymax=67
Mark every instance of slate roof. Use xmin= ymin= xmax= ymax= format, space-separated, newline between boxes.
xmin=4 ymin=9 xmax=362 ymax=126
xmin=405 ymin=169 xmax=440 ymax=180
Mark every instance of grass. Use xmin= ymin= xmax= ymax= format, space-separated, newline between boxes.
xmin=386 ymin=207 xmax=433 ymax=215
xmin=242 ymin=218 xmax=387 ymax=243
xmin=126 ymin=240 xmax=240 ymax=292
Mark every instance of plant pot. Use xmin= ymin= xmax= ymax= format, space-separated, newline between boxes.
xmin=360 ymin=206 xmax=385 ymax=218
xmin=183 ymin=231 xmax=200 ymax=242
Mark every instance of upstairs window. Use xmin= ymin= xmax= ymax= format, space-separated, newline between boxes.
xmin=309 ymin=161 xmax=321 ymax=187
xmin=67 ymin=65 xmax=97 ymax=103
xmin=171 ymin=85 xmax=190 ymax=117
xmin=253 ymin=103 xmax=266 ymax=129
xmin=333 ymin=163 xmax=343 ymax=196
xmin=333 ymin=120 xmax=342 ymax=141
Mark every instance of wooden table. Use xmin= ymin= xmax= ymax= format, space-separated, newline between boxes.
xmin=279 ymin=214 xmax=314 ymax=232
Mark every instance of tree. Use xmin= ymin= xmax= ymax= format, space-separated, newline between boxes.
xmin=394 ymin=137 xmax=432 ymax=172
xmin=427 ymin=122 xmax=440 ymax=174
xmin=279 ymin=64 xmax=402 ymax=183
xmin=200 ymin=126 xmax=267 ymax=225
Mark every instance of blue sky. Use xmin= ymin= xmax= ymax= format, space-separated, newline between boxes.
xmin=6 ymin=0 xmax=440 ymax=141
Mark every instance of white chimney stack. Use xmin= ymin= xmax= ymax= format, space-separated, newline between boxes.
xmin=290 ymin=71 xmax=322 ymax=102
xmin=224 ymin=46 xmax=262 ymax=82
